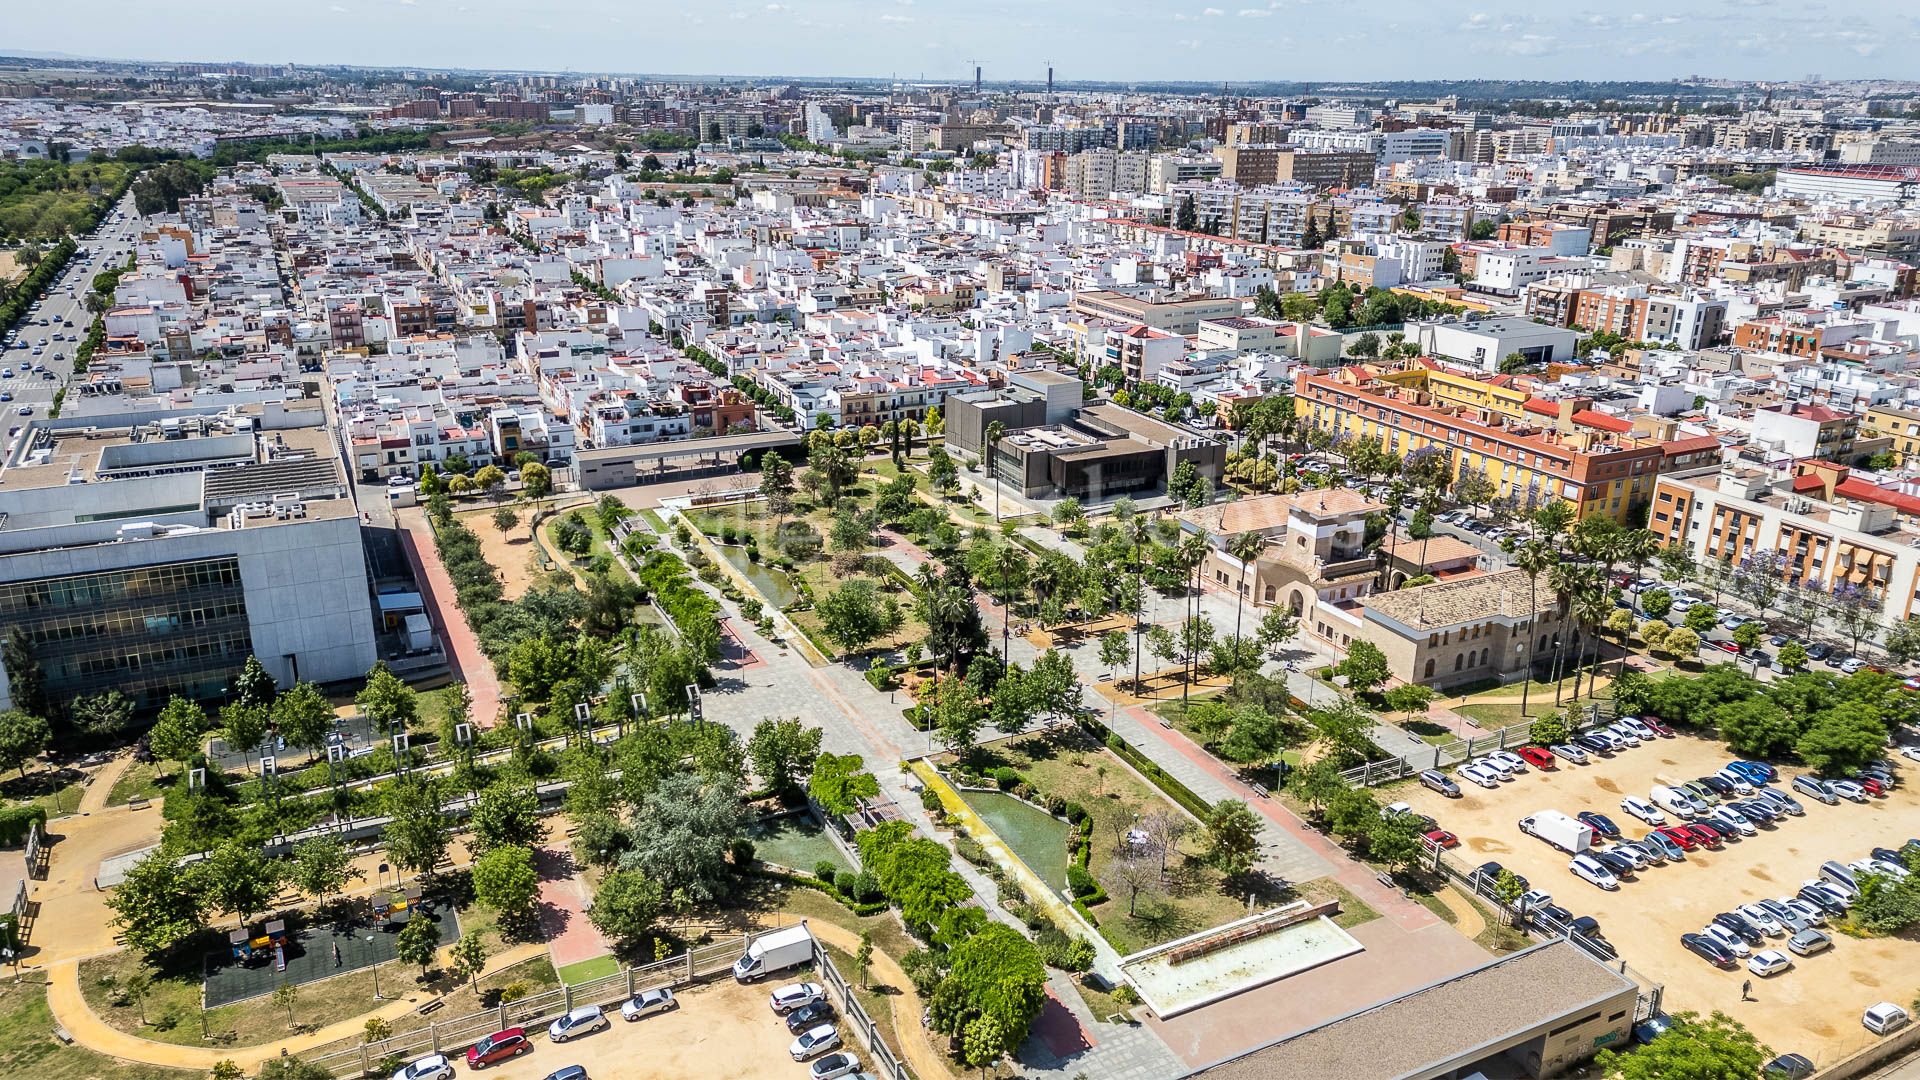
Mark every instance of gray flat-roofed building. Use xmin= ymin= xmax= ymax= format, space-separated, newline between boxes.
xmin=1184 ymin=941 xmax=1641 ymax=1080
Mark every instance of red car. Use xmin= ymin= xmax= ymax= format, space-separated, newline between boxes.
xmin=1682 ymin=823 xmax=1725 ymax=848
xmin=467 ymin=1029 xmax=529 ymax=1068
xmin=1856 ymin=776 xmax=1886 ymax=797
xmin=1516 ymin=746 xmax=1558 ymax=770
xmin=1712 ymin=640 xmax=1741 ymax=654
xmin=1424 ymin=829 xmax=1460 ymax=849
xmin=1640 ymin=716 xmax=1675 ymax=737
xmin=1653 ymin=826 xmax=1698 ymax=851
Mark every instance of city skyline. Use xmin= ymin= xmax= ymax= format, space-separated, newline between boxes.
xmin=9 ymin=0 xmax=1920 ymax=85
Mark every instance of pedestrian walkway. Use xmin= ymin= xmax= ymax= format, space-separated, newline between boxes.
xmin=43 ymin=942 xmax=547 ymax=1070
xmin=76 ymin=754 xmax=133 ymax=816
xmin=396 ymin=508 xmax=501 ymax=725
xmin=536 ymin=845 xmax=612 ymax=971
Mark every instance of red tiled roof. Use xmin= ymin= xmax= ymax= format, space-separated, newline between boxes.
xmin=1571 ymin=409 xmax=1633 ymax=434
xmin=1522 ymin=397 xmax=1560 ymax=417
xmin=1835 ymin=477 xmax=1920 ymax=516
xmin=1662 ymin=435 xmax=1721 ymax=454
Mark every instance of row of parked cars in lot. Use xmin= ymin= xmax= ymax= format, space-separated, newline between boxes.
xmin=770 ymin=981 xmax=870 ymax=1079
xmin=386 ymin=987 xmax=681 ymax=1080
xmin=1442 ymin=716 xmax=1678 ymax=794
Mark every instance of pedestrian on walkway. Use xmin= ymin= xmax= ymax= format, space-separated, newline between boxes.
xmin=1741 ymin=979 xmax=1752 ymax=1001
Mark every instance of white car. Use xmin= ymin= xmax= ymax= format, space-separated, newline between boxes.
xmin=1735 ymin=904 xmax=1785 ymax=936
xmin=1617 ymin=717 xmax=1657 ymax=741
xmin=1569 ymin=854 xmax=1620 ymax=891
xmin=1840 ymin=657 xmax=1867 ymax=674
xmin=620 ymin=986 xmax=676 ymax=1020
xmin=547 ymin=1004 xmax=608 ymax=1043
xmin=1518 ymin=888 xmax=1555 ymax=913
xmin=790 ymin=1024 xmax=842 ymax=1061
xmin=1619 ymin=796 xmax=1666 ymax=826
xmin=809 ymin=1052 xmax=861 ymax=1080
xmin=1460 ymin=763 xmax=1503 ymax=789
xmin=1899 ymin=745 xmax=1920 ymax=764
xmin=1779 ymin=896 xmax=1829 ymax=927
xmin=392 ymin=1056 xmax=454 ymax=1080
xmin=1747 ymin=949 xmax=1793 ymax=977
xmin=1699 ymin=923 xmax=1752 ymax=958
xmin=1551 ymin=743 xmax=1590 ymax=765
xmin=771 ymin=982 xmax=825 ymax=1014
xmin=1484 ymin=750 xmax=1528 ymax=774
xmin=1865 ymin=1002 xmax=1912 ymax=1036
xmin=1713 ymin=768 xmax=1756 ymax=794
xmin=1830 ymin=779 xmax=1870 ymax=803
xmin=1706 ymin=806 xmax=1756 ymax=837
xmin=1606 ymin=724 xmax=1642 ymax=747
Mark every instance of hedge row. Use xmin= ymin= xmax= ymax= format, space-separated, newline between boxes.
xmin=1096 ymin=727 xmax=1214 ymax=820
xmin=753 ymin=867 xmax=888 ymax=916
xmin=0 ymin=804 xmax=47 ymax=846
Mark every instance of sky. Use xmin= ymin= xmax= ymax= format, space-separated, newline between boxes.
xmin=10 ymin=0 xmax=1920 ymax=84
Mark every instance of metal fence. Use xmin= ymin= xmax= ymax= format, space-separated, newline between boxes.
xmin=303 ymin=937 xmax=746 ymax=1077
xmin=815 ymin=932 xmax=912 ymax=1080
xmin=1340 ymin=702 xmax=1615 ymax=788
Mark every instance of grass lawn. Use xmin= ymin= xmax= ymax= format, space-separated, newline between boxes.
xmin=1295 ymin=878 xmax=1381 ymax=931
xmin=0 ymin=768 xmax=86 ymax=818
xmin=769 ymin=886 xmax=919 ymax=972
xmin=106 ymin=760 xmax=175 ymax=806
xmin=80 ymin=945 xmax=391 ymax=1048
xmin=0 ymin=975 xmax=192 ymax=1080
xmin=1455 ymin=698 xmax=1606 ymax=729
xmin=543 ymin=508 xmax=634 ymax=586
xmin=819 ymin=941 xmax=903 ymax=1063
xmin=556 ymin=956 xmax=620 ymax=985
xmin=956 ymin=730 xmax=1265 ymax=957
xmin=683 ymin=496 xmax=927 ymax=659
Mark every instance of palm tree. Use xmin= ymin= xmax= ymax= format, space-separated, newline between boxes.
xmin=1513 ymin=540 xmax=1554 ymax=717
xmin=983 ymin=420 xmax=1006 ymax=522
xmin=1617 ymin=528 xmax=1661 ymax=612
xmin=994 ymin=543 xmax=1023 ymax=658
xmin=1570 ymin=586 xmax=1613 ymax=704
xmin=1127 ymin=517 xmax=1151 ymax=693
xmin=1179 ymin=531 xmax=1211 ymax=703
xmin=1547 ymin=562 xmax=1589 ymax=706
xmin=1227 ymin=529 xmax=1265 ymax=647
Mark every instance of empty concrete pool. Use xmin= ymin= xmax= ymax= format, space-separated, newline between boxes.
xmin=1120 ymin=901 xmax=1366 ymax=1017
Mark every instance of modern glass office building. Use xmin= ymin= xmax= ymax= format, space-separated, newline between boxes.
xmin=0 ymin=557 xmax=256 ymax=711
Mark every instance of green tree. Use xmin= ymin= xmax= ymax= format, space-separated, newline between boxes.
xmin=809 ymin=752 xmax=880 ymax=816
xmin=1641 ymin=589 xmax=1673 ymax=620
xmin=1369 ymin=809 xmax=1425 ymax=874
xmin=395 ymin=915 xmax=442 ymax=977
xmin=747 ymin=719 xmax=822 ymax=795
xmin=257 ymin=1058 xmax=334 ymax=1080
xmin=219 ymin=702 xmax=270 ymax=764
xmin=1594 ymin=1010 xmax=1769 ymax=1080
xmin=1683 ymin=603 xmax=1718 ymax=635
xmin=72 ymin=690 xmax=136 ymax=739
xmin=356 ymin=661 xmax=417 ymax=731
xmin=1731 ymin=621 xmax=1763 ymax=654
xmin=1884 ymin=616 xmax=1920 ymax=666
xmin=446 ymin=931 xmax=490 ymax=989
xmin=933 ymin=923 xmax=1048 ymax=1053
xmin=147 ymin=697 xmax=205 ymax=772
xmin=1664 ymin=626 xmax=1700 ymax=658
xmin=1202 ymin=800 xmax=1264 ymax=877
xmin=1796 ymin=703 xmax=1888 ymax=776
xmin=0 ymin=709 xmax=50 ymax=777
xmin=1098 ymin=630 xmax=1131 ymax=681
xmin=289 ymin=835 xmax=361 ymax=906
xmin=1383 ymin=684 xmax=1436 ymax=716
xmin=621 ymin=771 xmax=744 ymax=906
xmin=491 ymin=506 xmax=521 ymax=541
xmin=469 ymin=782 xmax=543 ymax=855
xmin=1286 ymin=759 xmax=1347 ymax=817
xmin=519 ymin=462 xmax=553 ymax=503
xmin=272 ymin=682 xmax=334 ymax=761
xmin=856 ymin=930 xmax=873 ymax=990
xmin=1336 ymin=640 xmax=1390 ymax=696
xmin=212 ymin=1060 xmax=246 ymax=1080
xmin=106 ymin=851 xmax=210 ymax=955
xmin=382 ymin=773 xmax=450 ymax=876
xmin=472 ymin=846 xmax=540 ymax=930
xmin=271 ymin=982 xmax=299 ymax=1029
xmin=204 ymin=840 xmax=283 ymax=928
xmin=1529 ymin=713 xmax=1569 ymax=746
xmin=588 ymin=868 xmax=665 ymax=945
xmin=815 ymin=578 xmax=903 ymax=653
xmin=1777 ymin=640 xmax=1808 ymax=671
xmin=234 ymin=655 xmax=278 ymax=709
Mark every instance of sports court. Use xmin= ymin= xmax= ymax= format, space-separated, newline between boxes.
xmin=201 ymin=899 xmax=462 ymax=1007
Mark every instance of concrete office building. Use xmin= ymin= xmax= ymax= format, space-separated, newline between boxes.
xmin=0 ymin=403 xmax=377 ymax=713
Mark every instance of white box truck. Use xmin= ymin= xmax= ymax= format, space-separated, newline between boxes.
xmin=734 ymin=924 xmax=814 ymax=982
xmin=1518 ymin=810 xmax=1593 ymax=854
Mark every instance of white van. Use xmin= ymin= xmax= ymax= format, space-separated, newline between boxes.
xmin=1650 ymin=785 xmax=1700 ymax=819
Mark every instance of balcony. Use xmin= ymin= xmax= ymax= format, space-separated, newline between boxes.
xmin=1315 ymin=549 xmax=1377 ymax=579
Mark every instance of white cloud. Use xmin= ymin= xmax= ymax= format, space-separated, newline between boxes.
xmin=880 ymin=13 xmax=911 ymax=21
xmin=1237 ymin=8 xmax=1270 ymax=16
xmin=764 ymin=3 xmax=784 ymax=9
xmin=1203 ymin=6 xmax=1224 ymax=13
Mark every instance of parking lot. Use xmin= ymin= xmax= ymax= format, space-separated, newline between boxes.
xmin=1399 ymin=731 xmax=1920 ymax=1070
xmin=452 ymin=977 xmax=842 ymax=1080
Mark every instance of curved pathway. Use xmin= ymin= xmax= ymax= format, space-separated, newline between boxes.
xmin=43 ymin=942 xmax=547 ymax=1070
xmin=799 ymin=916 xmax=954 ymax=1080
xmin=77 ymin=753 xmax=135 ymax=815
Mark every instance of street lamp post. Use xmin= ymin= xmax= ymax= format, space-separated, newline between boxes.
xmin=365 ymin=936 xmax=382 ymax=999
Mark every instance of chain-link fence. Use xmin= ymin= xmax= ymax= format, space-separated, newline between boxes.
xmin=1340 ymin=702 xmax=1615 ymax=788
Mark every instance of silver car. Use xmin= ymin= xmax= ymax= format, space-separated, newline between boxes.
xmin=621 ymin=987 xmax=677 ymax=1021
xmin=547 ymin=1004 xmax=608 ymax=1043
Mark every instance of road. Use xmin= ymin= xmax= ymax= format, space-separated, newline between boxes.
xmin=1 ymin=191 xmax=143 ymax=421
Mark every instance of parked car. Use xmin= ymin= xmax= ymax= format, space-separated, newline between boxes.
xmin=1551 ymin=743 xmax=1590 ymax=765
xmin=541 ymin=1068 xmax=586 ymax=1080
xmin=1805 ymin=642 xmax=1835 ymax=662
xmin=1418 ymin=769 xmax=1461 ymax=797
xmin=1732 ymin=799 xmax=1777 ymax=824
xmin=1574 ymin=734 xmax=1615 ymax=756
xmin=1682 ymin=932 xmax=1738 ymax=969
xmin=1747 ymin=949 xmax=1793 ymax=977
xmin=1777 ymin=896 xmax=1829 ymax=927
xmin=1735 ymin=903 xmax=1785 ymax=936
xmin=1864 ymin=1002 xmax=1911 ymax=1036
xmin=1820 ymin=861 xmax=1859 ymax=895
xmin=1713 ymin=767 xmax=1758 ymax=794
xmin=1650 ymin=785 xmax=1702 ymax=819
xmin=1653 ymin=826 xmax=1699 ymax=851
xmin=790 ymin=1025 xmax=842 ymax=1062
xmin=1591 ymin=849 xmax=1637 ymax=878
xmin=466 ymin=1030 xmax=530 ymax=1069
xmin=1474 ymin=861 xmax=1527 ymax=893
xmin=1617 ymin=717 xmax=1657 ymax=741
xmin=1424 ymin=829 xmax=1459 ymax=849
xmin=1605 ymin=724 xmax=1643 ymax=747
xmin=621 ymin=987 xmax=677 ymax=1021
xmin=1641 ymin=830 xmax=1687 ymax=862
xmin=1516 ymin=746 xmax=1557 ymax=770
xmin=1830 ymin=779 xmax=1870 ymax=803
xmin=1792 ymin=775 xmax=1840 ymax=804
xmin=1577 ymin=811 xmax=1622 ymax=839
xmin=1460 ymin=762 xmax=1503 ymax=789
xmin=771 ymin=983 xmax=826 ymax=1014
xmin=1706 ymin=806 xmax=1757 ymax=837
xmin=1613 ymin=840 xmax=1658 ymax=868
xmin=1569 ymin=853 xmax=1620 ymax=890
xmin=809 ymin=1053 xmax=862 ymax=1080
xmin=1754 ymin=788 xmax=1804 ymax=816
xmin=1680 ymin=823 xmax=1725 ymax=848
xmin=1712 ymin=912 xmax=1765 ymax=947
xmin=1620 ymin=796 xmax=1666 ymax=826
xmin=784 ymin=1000 xmax=835 ymax=1035
xmin=1698 ymin=775 xmax=1738 ymax=797
xmin=547 ymin=1006 xmax=608 ymax=1043
xmin=1730 ymin=760 xmax=1777 ymax=784
xmin=1484 ymin=750 xmax=1528 ymax=775
xmin=392 ymin=1056 xmax=454 ymax=1080
xmin=1642 ymin=716 xmax=1676 ymax=737
xmin=1698 ymin=923 xmax=1752 ymax=958
xmin=1763 ymin=1053 xmax=1817 ymax=1079
xmin=1841 ymin=657 xmax=1867 ymax=674
xmin=1797 ymin=884 xmax=1850 ymax=917
xmin=1680 ymin=780 xmax=1721 ymax=807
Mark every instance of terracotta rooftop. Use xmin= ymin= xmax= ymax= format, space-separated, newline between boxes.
xmin=1362 ymin=568 xmax=1558 ymax=632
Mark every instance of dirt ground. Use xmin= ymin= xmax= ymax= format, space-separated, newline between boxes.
xmin=1398 ymin=732 xmax=1920 ymax=1069
xmin=465 ymin=977 xmax=836 ymax=1080
xmin=458 ymin=509 xmax=543 ymax=601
